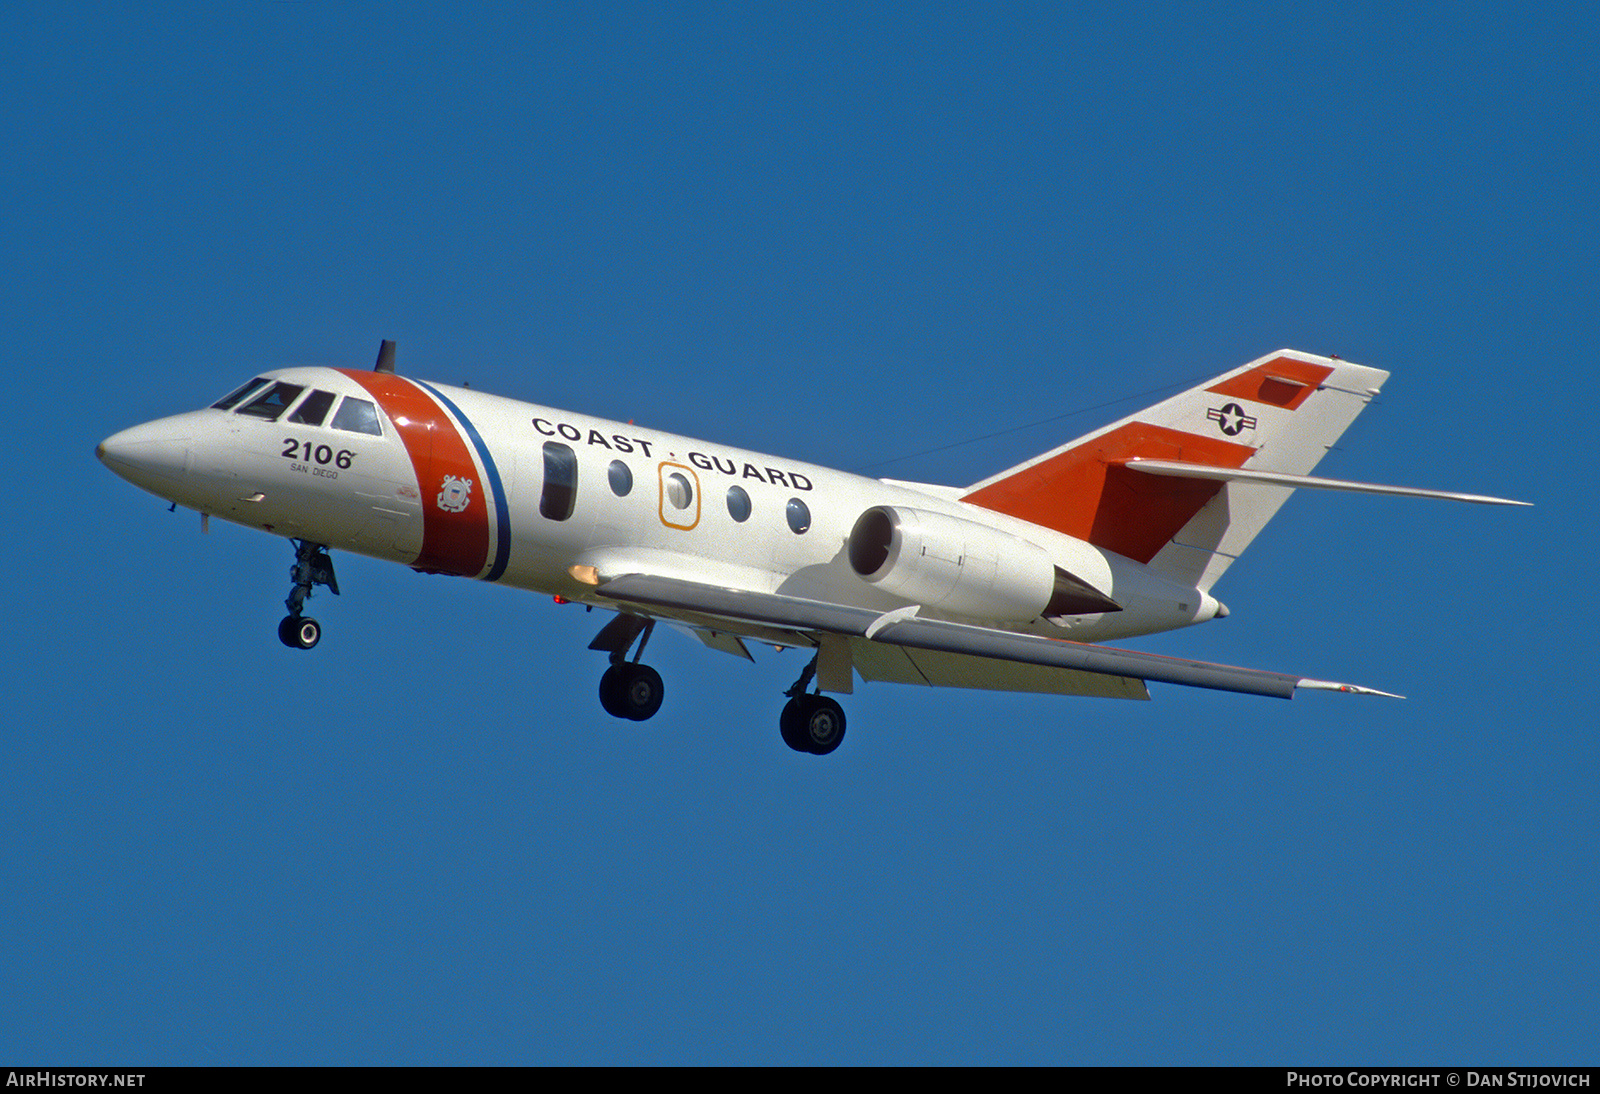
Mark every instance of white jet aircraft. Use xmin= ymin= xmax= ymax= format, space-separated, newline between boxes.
xmin=98 ymin=343 xmax=1525 ymax=754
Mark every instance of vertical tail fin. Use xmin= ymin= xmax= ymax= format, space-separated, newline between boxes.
xmin=959 ymin=350 xmax=1389 ymax=590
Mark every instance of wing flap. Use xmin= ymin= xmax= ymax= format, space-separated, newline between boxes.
xmin=854 ymin=639 xmax=1151 ymax=698
xmin=595 ymin=573 xmax=1391 ymax=701
xmin=686 ymin=625 xmax=755 ymax=661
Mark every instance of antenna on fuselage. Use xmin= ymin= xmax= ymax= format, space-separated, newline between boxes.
xmin=374 ymin=339 xmax=397 ymax=374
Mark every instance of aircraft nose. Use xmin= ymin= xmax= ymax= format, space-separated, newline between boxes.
xmin=97 ymin=418 xmax=194 ymax=495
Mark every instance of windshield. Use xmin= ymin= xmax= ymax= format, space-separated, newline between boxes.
xmin=236 ymin=382 xmax=306 ymax=421
xmin=211 ymin=377 xmax=271 ymax=410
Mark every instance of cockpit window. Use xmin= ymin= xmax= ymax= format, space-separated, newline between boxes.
xmin=288 ymin=389 xmax=338 ymax=426
xmin=211 ymin=377 xmax=271 ymax=410
xmin=331 ymin=396 xmax=383 ymax=436
xmin=236 ymin=382 xmax=306 ymax=421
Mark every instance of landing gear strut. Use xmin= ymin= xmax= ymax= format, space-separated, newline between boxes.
xmin=780 ymin=653 xmax=847 ymax=754
xmin=590 ymin=614 xmax=664 ymax=721
xmin=279 ymin=539 xmax=338 ymax=650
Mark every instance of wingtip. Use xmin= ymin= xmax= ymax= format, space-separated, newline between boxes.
xmin=1297 ymin=678 xmax=1405 ymax=699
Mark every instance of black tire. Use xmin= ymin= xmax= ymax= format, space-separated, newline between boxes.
xmin=779 ymin=698 xmax=810 ymax=752
xmin=620 ymin=664 xmax=664 ymax=721
xmin=280 ymin=615 xmax=320 ymax=650
xmin=801 ymin=695 xmax=846 ymax=755
xmin=598 ymin=664 xmax=629 ymax=718
xmin=293 ymin=617 xmax=321 ymax=650
xmin=600 ymin=663 xmax=664 ymax=721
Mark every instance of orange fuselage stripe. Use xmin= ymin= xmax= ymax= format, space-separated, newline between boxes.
xmin=337 ymin=370 xmax=490 ymax=577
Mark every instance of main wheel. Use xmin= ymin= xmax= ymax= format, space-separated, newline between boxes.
xmin=279 ymin=615 xmax=320 ymax=650
xmin=599 ymin=663 xmax=665 ymax=721
xmin=620 ymin=664 xmax=664 ymax=721
xmin=598 ymin=664 xmax=629 ymax=717
xmin=779 ymin=698 xmax=810 ymax=752
xmin=800 ymin=695 xmax=846 ymax=755
xmin=780 ymin=695 xmax=847 ymax=754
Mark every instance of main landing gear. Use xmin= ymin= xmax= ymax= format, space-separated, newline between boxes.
xmin=585 ymin=616 xmax=848 ymax=753
xmin=589 ymin=614 xmax=664 ymax=721
xmin=279 ymin=539 xmax=338 ymax=650
xmin=779 ymin=654 xmax=847 ymax=755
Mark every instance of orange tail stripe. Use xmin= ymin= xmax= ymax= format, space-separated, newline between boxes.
xmin=961 ymin=422 xmax=1254 ymax=564
xmin=1206 ymin=356 xmax=1333 ymax=410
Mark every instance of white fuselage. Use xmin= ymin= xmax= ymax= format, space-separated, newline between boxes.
xmin=98 ymin=366 xmax=1222 ymax=645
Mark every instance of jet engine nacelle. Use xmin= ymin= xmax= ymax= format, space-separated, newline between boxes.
xmin=848 ymin=505 xmax=1058 ymax=622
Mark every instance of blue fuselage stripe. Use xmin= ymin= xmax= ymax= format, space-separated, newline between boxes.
xmin=418 ymin=381 xmax=512 ymax=582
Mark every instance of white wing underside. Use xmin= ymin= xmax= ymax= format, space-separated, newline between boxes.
xmin=595 ymin=574 xmax=1399 ymax=701
xmin=667 ymin=603 xmax=1148 ymax=697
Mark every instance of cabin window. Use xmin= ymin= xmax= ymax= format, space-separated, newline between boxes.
xmin=331 ymin=397 xmax=383 ymax=436
xmin=212 ymin=377 xmax=271 ymax=410
xmin=236 ymin=382 xmax=306 ymax=422
xmin=657 ymin=465 xmax=701 ymax=531
xmin=664 ymin=472 xmax=693 ymax=511
xmin=288 ymin=389 xmax=338 ymax=427
xmin=541 ymin=442 xmax=578 ymax=521
xmin=726 ymin=484 xmax=751 ymax=523
xmin=786 ymin=497 xmax=811 ymax=534
xmin=607 ymin=460 xmax=633 ymax=497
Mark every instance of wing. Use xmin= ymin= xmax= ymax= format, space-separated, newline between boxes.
xmin=594 ymin=573 xmax=1400 ymax=700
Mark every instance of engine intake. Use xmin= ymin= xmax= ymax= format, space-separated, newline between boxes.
xmin=848 ymin=506 xmax=1068 ymax=622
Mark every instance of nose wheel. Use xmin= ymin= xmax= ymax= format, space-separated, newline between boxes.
xmin=278 ymin=615 xmax=322 ymax=650
xmin=278 ymin=539 xmax=338 ymax=650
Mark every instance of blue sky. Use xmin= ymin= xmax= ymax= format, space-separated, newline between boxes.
xmin=2 ymin=2 xmax=1593 ymax=1064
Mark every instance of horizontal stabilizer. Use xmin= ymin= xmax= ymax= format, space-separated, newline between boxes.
xmin=596 ymin=573 xmax=1397 ymax=702
xmin=1119 ymin=458 xmax=1530 ymax=506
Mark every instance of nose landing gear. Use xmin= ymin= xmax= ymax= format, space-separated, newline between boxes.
xmin=279 ymin=539 xmax=338 ymax=650
xmin=278 ymin=614 xmax=322 ymax=650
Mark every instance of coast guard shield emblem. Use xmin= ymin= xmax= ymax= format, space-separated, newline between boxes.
xmin=437 ymin=474 xmax=473 ymax=513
